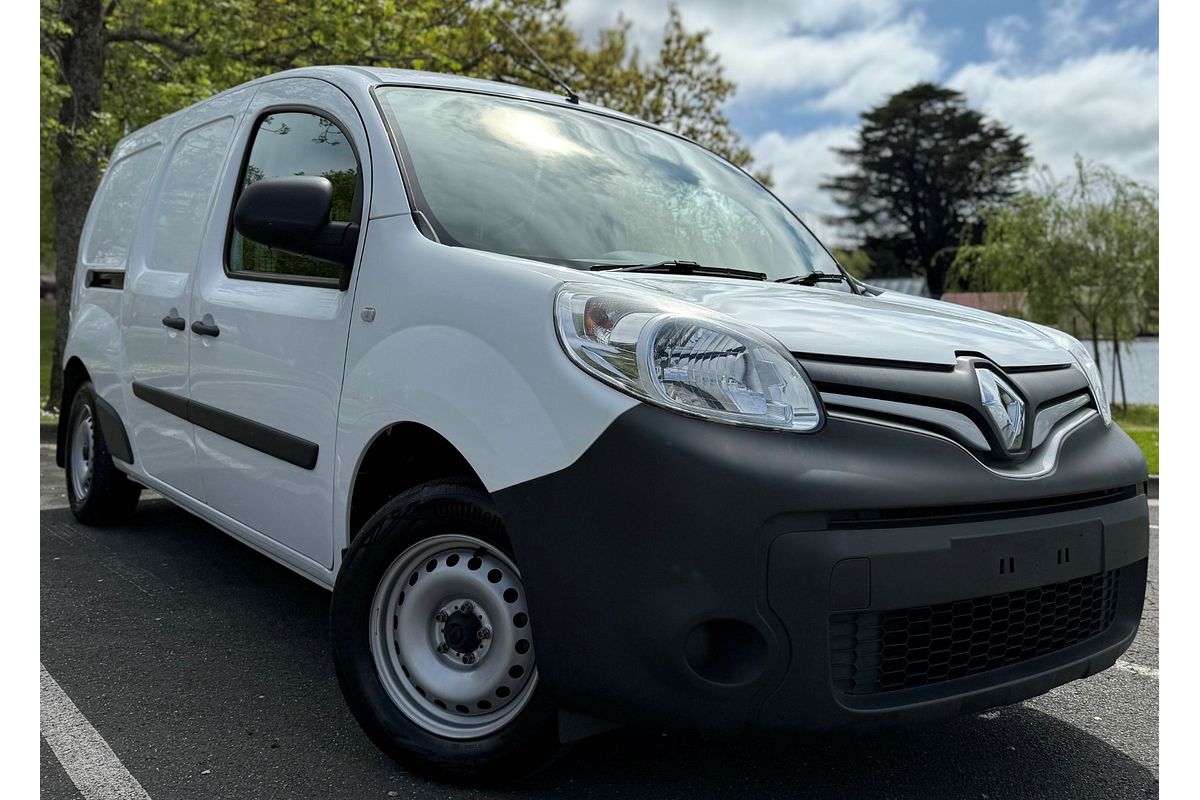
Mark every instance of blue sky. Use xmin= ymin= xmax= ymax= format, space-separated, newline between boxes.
xmin=564 ymin=0 xmax=1160 ymax=243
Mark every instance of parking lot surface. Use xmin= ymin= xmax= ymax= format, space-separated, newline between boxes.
xmin=40 ymin=436 xmax=1159 ymax=799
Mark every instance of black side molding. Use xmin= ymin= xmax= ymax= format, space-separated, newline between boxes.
xmin=93 ymin=393 xmax=134 ymax=464
xmin=132 ymin=382 xmax=188 ymax=419
xmin=132 ymin=382 xmax=318 ymax=470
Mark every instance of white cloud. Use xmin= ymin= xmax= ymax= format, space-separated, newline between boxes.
xmin=564 ymin=0 xmax=941 ymax=112
xmin=1043 ymin=0 xmax=1116 ymax=55
xmin=567 ymin=0 xmax=910 ymax=45
xmin=751 ymin=126 xmax=858 ymax=244
xmin=950 ymin=49 xmax=1159 ymax=187
xmin=1042 ymin=0 xmax=1158 ymax=58
xmin=986 ymin=15 xmax=1030 ymax=61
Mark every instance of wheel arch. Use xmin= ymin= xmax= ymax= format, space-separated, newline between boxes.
xmin=346 ymin=421 xmax=488 ymax=545
xmin=56 ymin=357 xmax=92 ymax=467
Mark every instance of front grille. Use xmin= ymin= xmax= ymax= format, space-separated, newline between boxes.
xmin=830 ymin=569 xmax=1121 ymax=696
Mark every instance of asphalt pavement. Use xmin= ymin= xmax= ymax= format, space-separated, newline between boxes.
xmin=40 ymin=434 xmax=1159 ymax=799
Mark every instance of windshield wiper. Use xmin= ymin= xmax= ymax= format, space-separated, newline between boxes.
xmin=775 ymin=271 xmax=848 ymax=286
xmin=590 ymin=259 xmax=767 ymax=282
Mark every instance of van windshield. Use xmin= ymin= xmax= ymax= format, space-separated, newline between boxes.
xmin=376 ymin=87 xmax=840 ymax=282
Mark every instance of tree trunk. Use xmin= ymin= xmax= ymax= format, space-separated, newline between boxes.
xmin=925 ymin=259 xmax=947 ymax=300
xmin=1113 ymin=322 xmax=1128 ymax=410
xmin=47 ymin=0 xmax=106 ymax=413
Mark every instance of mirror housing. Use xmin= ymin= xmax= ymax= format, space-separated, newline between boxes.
xmin=233 ymin=176 xmax=358 ymax=288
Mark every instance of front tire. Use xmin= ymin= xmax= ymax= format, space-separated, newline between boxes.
xmin=330 ymin=478 xmax=557 ymax=782
xmin=65 ymin=382 xmax=141 ymax=526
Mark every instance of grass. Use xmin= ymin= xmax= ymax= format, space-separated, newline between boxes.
xmin=1113 ymin=404 xmax=1159 ymax=475
xmin=36 ymin=298 xmax=1163 ymax=473
xmin=41 ymin=300 xmax=56 ymax=420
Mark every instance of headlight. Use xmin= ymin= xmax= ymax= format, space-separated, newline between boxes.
xmin=555 ymin=285 xmax=823 ymax=432
xmin=1039 ymin=327 xmax=1112 ymax=427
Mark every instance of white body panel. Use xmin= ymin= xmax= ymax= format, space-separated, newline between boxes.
xmin=334 ymin=218 xmax=638 ymax=551
xmin=62 ymin=66 xmax=1085 ymax=591
xmin=121 ymin=89 xmax=252 ymax=499
xmin=615 ymin=275 xmax=1071 ymax=368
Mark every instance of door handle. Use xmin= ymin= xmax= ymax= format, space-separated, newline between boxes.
xmin=161 ymin=314 xmax=186 ymax=331
xmin=191 ymin=320 xmax=220 ymax=337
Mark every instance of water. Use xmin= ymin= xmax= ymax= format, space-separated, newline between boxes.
xmin=1093 ymin=338 xmax=1158 ymax=405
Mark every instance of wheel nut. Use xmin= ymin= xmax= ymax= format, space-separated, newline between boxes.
xmin=462 ymin=653 xmax=476 ymax=665
xmin=477 ymin=626 xmax=491 ymax=640
xmin=434 ymin=611 xmax=448 ymax=623
xmin=436 ymin=642 xmax=449 ymax=654
xmin=461 ymin=601 xmax=474 ymax=614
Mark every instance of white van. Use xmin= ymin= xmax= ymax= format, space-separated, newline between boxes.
xmin=59 ymin=67 xmax=1149 ymax=780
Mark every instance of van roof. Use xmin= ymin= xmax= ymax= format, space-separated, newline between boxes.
xmin=105 ymin=65 xmax=699 ymax=182
xmin=257 ymin=65 xmax=650 ymax=127
xmin=113 ymin=66 xmax=660 ymax=154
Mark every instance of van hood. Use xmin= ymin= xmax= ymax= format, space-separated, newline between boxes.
xmin=608 ymin=275 xmax=1069 ymax=369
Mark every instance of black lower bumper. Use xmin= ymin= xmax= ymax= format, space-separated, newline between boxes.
xmin=493 ymin=404 xmax=1149 ymax=736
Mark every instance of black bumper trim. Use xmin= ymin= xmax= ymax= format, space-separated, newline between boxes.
xmin=493 ymin=402 xmax=1149 ymax=737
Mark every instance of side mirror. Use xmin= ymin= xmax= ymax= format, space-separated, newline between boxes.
xmin=233 ymin=176 xmax=358 ymax=288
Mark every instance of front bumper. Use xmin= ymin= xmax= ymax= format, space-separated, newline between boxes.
xmin=492 ymin=403 xmax=1149 ymax=736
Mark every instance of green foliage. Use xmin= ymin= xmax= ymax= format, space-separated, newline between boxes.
xmin=952 ymin=158 xmax=1159 ymax=362
xmin=822 ymin=83 xmax=1029 ymax=295
xmin=830 ymin=248 xmax=873 ymax=280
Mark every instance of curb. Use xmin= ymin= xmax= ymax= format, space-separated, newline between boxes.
xmin=1148 ymin=476 xmax=1158 ymax=500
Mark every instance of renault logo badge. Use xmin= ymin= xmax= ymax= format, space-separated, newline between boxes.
xmin=976 ymin=368 xmax=1025 ymax=450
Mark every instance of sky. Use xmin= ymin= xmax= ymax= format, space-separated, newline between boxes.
xmin=563 ymin=0 xmax=1160 ymax=243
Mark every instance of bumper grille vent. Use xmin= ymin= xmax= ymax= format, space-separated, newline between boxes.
xmin=830 ymin=569 xmax=1120 ymax=695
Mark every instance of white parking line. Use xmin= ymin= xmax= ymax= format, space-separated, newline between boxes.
xmin=40 ymin=664 xmax=152 ymax=800
xmin=1114 ymin=659 xmax=1159 ymax=679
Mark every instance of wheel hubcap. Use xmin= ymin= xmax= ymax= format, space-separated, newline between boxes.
xmin=369 ymin=534 xmax=537 ymax=739
xmin=435 ymin=599 xmax=491 ymax=663
xmin=70 ymin=407 xmax=95 ymax=501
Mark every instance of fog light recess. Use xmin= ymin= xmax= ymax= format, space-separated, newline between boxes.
xmin=684 ymin=619 xmax=768 ymax=686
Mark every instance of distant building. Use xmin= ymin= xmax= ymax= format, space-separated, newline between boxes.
xmin=941 ymin=292 xmax=1028 ymax=317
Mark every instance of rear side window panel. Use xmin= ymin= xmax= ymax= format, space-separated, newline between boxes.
xmin=149 ymin=117 xmax=236 ymax=274
xmin=225 ymin=109 xmax=362 ymax=286
xmin=82 ymin=144 xmax=163 ymax=268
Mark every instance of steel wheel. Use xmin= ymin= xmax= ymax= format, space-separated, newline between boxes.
xmin=369 ymin=533 xmax=538 ymax=739
xmin=70 ymin=404 xmax=95 ymax=502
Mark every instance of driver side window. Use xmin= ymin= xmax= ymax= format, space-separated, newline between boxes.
xmin=228 ymin=111 xmax=360 ymax=282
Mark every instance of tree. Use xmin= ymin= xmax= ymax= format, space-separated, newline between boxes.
xmin=40 ymin=0 xmax=759 ymax=412
xmin=830 ymin=248 xmax=873 ymax=280
xmin=822 ymin=83 xmax=1029 ymax=298
xmin=593 ymin=5 xmax=763 ymax=180
xmin=952 ymin=159 xmax=1158 ymax=405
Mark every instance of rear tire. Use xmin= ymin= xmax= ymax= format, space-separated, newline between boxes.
xmin=65 ymin=382 xmax=141 ymax=526
xmin=330 ymin=478 xmax=557 ymax=782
